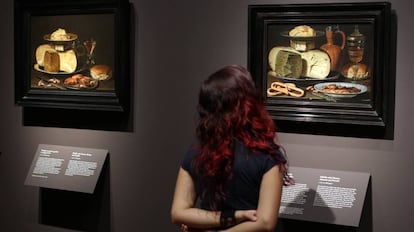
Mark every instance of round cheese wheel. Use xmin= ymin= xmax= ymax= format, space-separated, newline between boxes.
xmin=268 ymin=46 xmax=302 ymax=78
xmin=59 ymin=50 xmax=77 ymax=73
xmin=301 ymin=50 xmax=331 ymax=79
xmin=35 ymin=44 xmax=55 ymax=67
xmin=35 ymin=44 xmax=77 ymax=73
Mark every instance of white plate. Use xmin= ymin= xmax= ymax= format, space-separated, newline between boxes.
xmin=34 ymin=64 xmax=83 ymax=75
xmin=280 ymin=31 xmax=325 ymax=40
xmin=43 ymin=33 xmax=78 ymax=42
xmin=313 ymin=82 xmax=367 ymax=98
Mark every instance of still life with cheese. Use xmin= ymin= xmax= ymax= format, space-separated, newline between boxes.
xmin=266 ymin=24 xmax=370 ymax=102
xmin=32 ymin=28 xmax=113 ymax=91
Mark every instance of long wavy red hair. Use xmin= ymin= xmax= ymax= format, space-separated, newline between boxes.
xmin=193 ymin=65 xmax=285 ymax=210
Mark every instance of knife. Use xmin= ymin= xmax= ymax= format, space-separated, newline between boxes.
xmin=309 ymin=91 xmax=337 ymax=102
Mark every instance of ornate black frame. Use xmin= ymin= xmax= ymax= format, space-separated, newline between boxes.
xmin=14 ymin=0 xmax=131 ymax=112
xmin=248 ymin=2 xmax=395 ymax=139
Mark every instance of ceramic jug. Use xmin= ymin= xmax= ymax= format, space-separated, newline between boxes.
xmin=320 ymin=26 xmax=346 ymax=71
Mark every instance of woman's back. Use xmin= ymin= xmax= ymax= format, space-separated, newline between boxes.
xmin=171 ymin=65 xmax=288 ymax=231
xmin=182 ymin=141 xmax=282 ymax=210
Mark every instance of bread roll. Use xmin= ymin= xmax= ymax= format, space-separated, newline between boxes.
xmin=341 ymin=63 xmax=369 ymax=79
xmin=90 ymin=64 xmax=112 ymax=80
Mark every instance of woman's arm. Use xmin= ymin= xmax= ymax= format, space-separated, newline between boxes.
xmin=222 ymin=164 xmax=283 ymax=232
xmin=171 ymin=168 xmax=257 ymax=230
xmin=171 ymin=167 xmax=220 ymax=229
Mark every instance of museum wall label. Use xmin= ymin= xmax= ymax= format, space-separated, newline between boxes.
xmin=279 ymin=166 xmax=370 ymax=227
xmin=25 ymin=144 xmax=108 ymax=193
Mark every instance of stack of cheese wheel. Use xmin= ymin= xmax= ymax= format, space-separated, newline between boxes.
xmin=35 ymin=44 xmax=77 ymax=73
xmin=268 ymin=46 xmax=331 ymax=79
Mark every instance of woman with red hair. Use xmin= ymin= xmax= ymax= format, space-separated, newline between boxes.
xmin=171 ymin=65 xmax=291 ymax=231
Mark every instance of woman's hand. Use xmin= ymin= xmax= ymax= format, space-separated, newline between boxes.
xmin=181 ymin=224 xmax=188 ymax=232
xmin=180 ymin=210 xmax=258 ymax=232
xmin=235 ymin=210 xmax=257 ymax=224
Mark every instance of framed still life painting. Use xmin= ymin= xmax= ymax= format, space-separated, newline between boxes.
xmin=14 ymin=0 xmax=131 ymax=112
xmin=248 ymin=2 xmax=395 ymax=139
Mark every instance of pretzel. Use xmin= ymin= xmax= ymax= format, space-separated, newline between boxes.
xmin=267 ymin=87 xmax=283 ymax=96
xmin=267 ymin=81 xmax=305 ymax=97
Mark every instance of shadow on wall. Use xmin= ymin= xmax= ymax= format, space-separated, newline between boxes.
xmin=39 ymin=156 xmax=111 ymax=232
xmin=276 ymin=180 xmax=372 ymax=232
xmin=23 ymin=107 xmax=133 ymax=132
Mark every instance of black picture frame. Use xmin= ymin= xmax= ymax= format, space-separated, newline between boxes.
xmin=248 ymin=2 xmax=395 ymax=139
xmin=14 ymin=0 xmax=131 ymax=112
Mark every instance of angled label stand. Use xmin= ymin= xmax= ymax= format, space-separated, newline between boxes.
xmin=279 ymin=167 xmax=370 ymax=227
xmin=25 ymin=144 xmax=108 ymax=193
xmin=25 ymin=144 xmax=110 ymax=232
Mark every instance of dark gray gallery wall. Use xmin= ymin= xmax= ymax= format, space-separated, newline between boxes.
xmin=0 ymin=0 xmax=413 ymax=231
